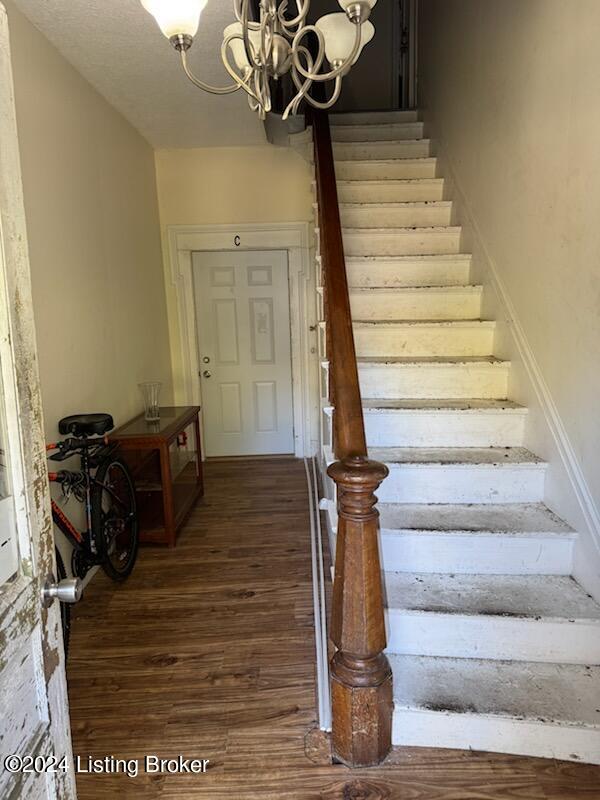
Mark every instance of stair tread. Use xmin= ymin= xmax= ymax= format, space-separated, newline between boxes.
xmin=354 ymin=319 xmax=494 ymax=327
xmin=375 ymin=501 xmax=574 ymax=535
xmin=342 ymin=225 xmax=460 ymax=234
xmin=344 ymin=253 xmax=469 ymax=261
xmin=369 ymin=446 xmax=545 ymax=466
xmin=339 ymin=201 xmax=452 ymax=208
xmin=384 ymin=573 xmax=600 ymax=620
xmin=331 ymin=121 xmax=423 ymax=131
xmin=356 ymin=355 xmax=506 ymax=365
xmin=349 ymin=285 xmax=481 ymax=294
xmin=336 ymin=157 xmax=437 ymax=165
xmin=330 ymin=111 xmax=419 ymax=125
xmin=336 ymin=137 xmax=430 ymax=146
xmin=389 ymin=654 xmax=600 ymax=727
xmin=337 ymin=178 xmax=444 ymax=186
xmin=362 ymin=398 xmax=524 ymax=412
xmin=327 ymin=499 xmax=573 ymax=536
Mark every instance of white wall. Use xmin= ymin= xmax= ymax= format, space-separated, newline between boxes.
xmin=5 ymin=0 xmax=172 ymax=439
xmin=419 ymin=0 xmax=600 ymax=596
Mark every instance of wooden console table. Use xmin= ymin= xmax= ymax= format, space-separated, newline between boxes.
xmin=110 ymin=406 xmax=203 ymax=547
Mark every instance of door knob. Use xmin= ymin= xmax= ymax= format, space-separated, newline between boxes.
xmin=203 ymin=370 xmax=212 ymax=379
xmin=42 ymin=575 xmax=83 ymax=608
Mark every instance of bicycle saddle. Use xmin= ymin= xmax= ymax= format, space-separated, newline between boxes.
xmin=58 ymin=413 xmax=114 ymax=437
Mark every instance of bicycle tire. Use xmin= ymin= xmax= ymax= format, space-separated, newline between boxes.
xmin=91 ymin=457 xmax=139 ymax=582
xmin=55 ymin=548 xmax=71 ymax=657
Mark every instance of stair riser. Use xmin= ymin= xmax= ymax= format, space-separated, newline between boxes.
xmin=346 ymin=258 xmax=472 ymax=288
xmin=350 ymin=290 xmax=481 ymax=321
xmin=332 ymin=123 xmax=425 ymax=142
xmin=363 ymin=410 xmax=527 ymax=448
xmin=337 ymin=180 xmax=445 ymax=204
xmin=376 ymin=464 xmax=546 ymax=504
xmin=340 ymin=204 xmax=453 ymax=229
xmin=335 ymin=160 xmax=437 ymax=181
xmin=328 ymin=524 xmax=573 ymax=576
xmin=334 ymin=141 xmax=431 ymax=161
xmin=385 ymin=613 xmax=600 ymax=664
xmin=354 ymin=325 xmax=494 ymax=357
xmin=391 ymin=710 xmax=600 ymax=765
xmin=331 ymin=110 xmax=419 ymax=125
xmin=342 ymin=229 xmax=462 ymax=257
xmin=357 ymin=364 xmax=509 ymax=400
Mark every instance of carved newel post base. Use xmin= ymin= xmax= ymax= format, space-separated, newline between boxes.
xmin=328 ymin=455 xmax=393 ymax=768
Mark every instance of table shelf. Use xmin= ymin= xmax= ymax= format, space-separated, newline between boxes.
xmin=110 ymin=406 xmax=203 ymax=547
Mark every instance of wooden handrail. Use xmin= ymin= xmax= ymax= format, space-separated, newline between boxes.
xmin=311 ymin=109 xmax=393 ymax=768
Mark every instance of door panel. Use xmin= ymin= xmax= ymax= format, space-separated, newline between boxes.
xmin=0 ymin=7 xmax=76 ymax=796
xmin=193 ymin=250 xmax=294 ymax=457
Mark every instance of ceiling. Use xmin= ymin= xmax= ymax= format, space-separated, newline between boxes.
xmin=11 ymin=0 xmax=267 ymax=148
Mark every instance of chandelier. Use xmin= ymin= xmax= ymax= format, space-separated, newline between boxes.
xmin=141 ymin=0 xmax=377 ymax=120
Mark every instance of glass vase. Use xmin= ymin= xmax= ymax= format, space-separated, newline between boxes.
xmin=139 ymin=381 xmax=162 ymax=422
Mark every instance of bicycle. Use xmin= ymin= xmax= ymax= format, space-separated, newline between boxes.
xmin=47 ymin=413 xmax=139 ymax=650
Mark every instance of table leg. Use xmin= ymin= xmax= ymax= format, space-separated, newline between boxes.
xmin=194 ymin=415 xmax=204 ymax=497
xmin=159 ymin=442 xmax=176 ymax=548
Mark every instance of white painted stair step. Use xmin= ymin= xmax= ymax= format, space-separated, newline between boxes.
xmin=360 ymin=399 xmax=527 ymax=447
xmin=354 ymin=356 xmax=510 ymax=400
xmin=341 ymin=227 xmax=462 ymax=257
xmin=330 ymin=110 xmax=419 ymax=125
xmin=334 ymin=139 xmax=432 ymax=161
xmin=337 ymin=178 xmax=445 ymax=204
xmin=334 ymin=158 xmax=437 ymax=181
xmin=384 ymin=573 xmax=600 ymax=663
xmin=326 ymin=500 xmax=575 ymax=575
xmin=339 ymin=201 xmax=453 ymax=229
xmin=344 ymin=255 xmax=472 ymax=288
xmin=348 ymin=286 xmax=482 ymax=321
xmin=353 ymin=320 xmax=495 ymax=358
xmin=366 ymin=446 xmax=547 ymax=504
xmin=331 ymin=121 xmax=425 ymax=142
xmin=390 ymin=655 xmax=600 ymax=764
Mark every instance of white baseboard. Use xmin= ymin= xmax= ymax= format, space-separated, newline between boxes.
xmin=420 ymin=110 xmax=600 ymax=600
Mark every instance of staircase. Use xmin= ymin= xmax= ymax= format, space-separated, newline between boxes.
xmin=299 ymin=110 xmax=600 ymax=765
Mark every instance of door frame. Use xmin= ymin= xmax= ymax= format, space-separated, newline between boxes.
xmin=167 ymin=222 xmax=315 ymax=458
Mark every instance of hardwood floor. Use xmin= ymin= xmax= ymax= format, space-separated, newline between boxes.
xmin=68 ymin=458 xmax=600 ymax=799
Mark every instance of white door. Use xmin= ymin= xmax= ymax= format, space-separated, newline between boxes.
xmin=193 ymin=250 xmax=295 ymax=457
xmin=0 ymin=6 xmax=76 ymax=797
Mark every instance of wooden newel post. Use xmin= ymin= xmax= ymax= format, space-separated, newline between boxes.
xmin=328 ymin=455 xmax=393 ymax=767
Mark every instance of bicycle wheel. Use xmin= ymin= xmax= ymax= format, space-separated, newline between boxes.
xmin=55 ymin=547 xmax=71 ymax=656
xmin=92 ymin=457 xmax=139 ymax=582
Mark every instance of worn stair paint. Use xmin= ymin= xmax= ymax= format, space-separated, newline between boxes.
xmin=308 ymin=109 xmax=598 ymax=763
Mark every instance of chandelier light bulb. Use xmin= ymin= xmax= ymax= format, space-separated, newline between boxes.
xmin=315 ymin=14 xmax=375 ymax=67
xmin=141 ymin=0 xmax=207 ymax=39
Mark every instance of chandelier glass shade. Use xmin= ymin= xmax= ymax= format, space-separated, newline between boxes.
xmin=140 ymin=0 xmax=377 ymax=119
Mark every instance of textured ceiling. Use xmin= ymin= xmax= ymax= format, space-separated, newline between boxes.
xmin=11 ymin=0 xmax=267 ymax=148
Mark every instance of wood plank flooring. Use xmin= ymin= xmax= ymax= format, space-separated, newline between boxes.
xmin=68 ymin=457 xmax=600 ymax=799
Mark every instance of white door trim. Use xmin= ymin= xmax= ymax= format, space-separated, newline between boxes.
xmin=167 ymin=222 xmax=315 ymax=458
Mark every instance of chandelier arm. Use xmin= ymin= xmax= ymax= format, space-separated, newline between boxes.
xmin=219 ymin=36 xmax=264 ymax=104
xmin=180 ymin=50 xmax=242 ymax=95
xmin=241 ymin=0 xmax=264 ymax=71
xmin=278 ymin=0 xmax=311 ymax=33
xmin=282 ymin=47 xmax=316 ymax=120
xmin=304 ymin=75 xmax=343 ymax=109
xmin=233 ymin=0 xmax=262 ymax=31
xmin=292 ymin=23 xmax=362 ymax=82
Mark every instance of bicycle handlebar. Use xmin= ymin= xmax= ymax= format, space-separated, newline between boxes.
xmin=46 ymin=436 xmax=108 ymax=460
